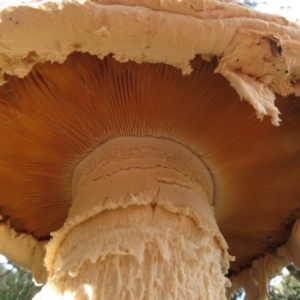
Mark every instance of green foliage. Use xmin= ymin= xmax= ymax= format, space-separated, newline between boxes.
xmin=231 ymin=266 xmax=300 ymax=300
xmin=269 ymin=275 xmax=300 ymax=300
xmin=0 ymin=262 xmax=41 ymax=300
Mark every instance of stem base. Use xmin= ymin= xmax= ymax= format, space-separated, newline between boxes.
xmin=36 ymin=205 xmax=229 ymax=300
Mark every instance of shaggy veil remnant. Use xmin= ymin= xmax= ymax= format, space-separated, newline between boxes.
xmin=35 ymin=206 xmax=229 ymax=300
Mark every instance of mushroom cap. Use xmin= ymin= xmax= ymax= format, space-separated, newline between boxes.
xmin=0 ymin=0 xmax=299 ymax=276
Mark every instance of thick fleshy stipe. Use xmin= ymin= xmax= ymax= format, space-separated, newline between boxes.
xmin=34 ymin=137 xmax=232 ymax=299
xmin=34 ymin=206 xmax=230 ymax=300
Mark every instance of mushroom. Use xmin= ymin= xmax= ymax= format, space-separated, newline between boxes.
xmin=0 ymin=0 xmax=299 ymax=299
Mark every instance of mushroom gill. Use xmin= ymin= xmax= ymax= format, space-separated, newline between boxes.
xmin=0 ymin=53 xmax=299 ymax=278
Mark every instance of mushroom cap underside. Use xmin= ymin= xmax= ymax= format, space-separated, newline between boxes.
xmin=0 ymin=0 xmax=299 ymax=276
xmin=0 ymin=53 xmax=299 ymax=274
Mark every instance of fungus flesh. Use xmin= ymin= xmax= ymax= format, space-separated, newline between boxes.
xmin=0 ymin=1 xmax=299 ymax=299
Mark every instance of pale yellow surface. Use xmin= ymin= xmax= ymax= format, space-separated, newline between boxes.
xmin=0 ymin=225 xmax=47 ymax=284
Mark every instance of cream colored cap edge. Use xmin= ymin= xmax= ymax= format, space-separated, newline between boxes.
xmin=0 ymin=224 xmax=47 ymax=284
xmin=0 ymin=0 xmax=299 ymax=125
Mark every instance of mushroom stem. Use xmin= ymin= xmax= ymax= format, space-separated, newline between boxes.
xmin=35 ymin=137 xmax=232 ymax=299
